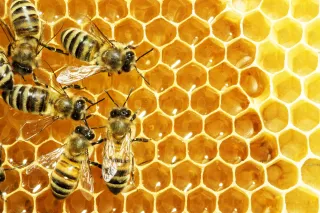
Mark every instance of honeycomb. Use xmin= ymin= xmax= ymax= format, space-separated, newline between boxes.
xmin=1 ymin=0 xmax=320 ymax=212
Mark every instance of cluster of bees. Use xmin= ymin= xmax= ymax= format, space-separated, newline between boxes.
xmin=0 ymin=0 xmax=153 ymax=199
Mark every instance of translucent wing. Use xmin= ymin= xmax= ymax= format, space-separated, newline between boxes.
xmin=56 ymin=66 xmax=104 ymax=85
xmin=119 ymin=133 xmax=131 ymax=161
xmin=21 ymin=116 xmax=58 ymax=141
xmin=102 ymin=132 xmax=117 ymax=182
xmin=80 ymin=151 xmax=94 ymax=193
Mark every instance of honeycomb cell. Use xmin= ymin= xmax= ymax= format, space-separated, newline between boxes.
xmin=65 ymin=190 xmax=94 ymax=213
xmin=97 ymin=189 xmax=124 ymax=213
xmin=127 ymin=88 xmax=157 ymax=116
xmin=37 ymin=141 xmax=61 ymax=166
xmin=218 ymin=187 xmax=249 ymax=213
xmin=22 ymin=167 xmax=48 ymax=194
xmin=156 ymin=188 xmax=185 ymax=213
xmin=221 ymin=87 xmax=249 ymax=116
xmin=272 ymin=18 xmax=302 ymax=48
xmin=251 ymin=187 xmax=283 ymax=213
xmin=302 ymin=159 xmax=320 ymax=190
xmin=7 ymin=141 xmax=34 ymax=167
xmin=285 ymin=187 xmax=319 ymax=213
xmin=291 ymin=100 xmax=320 ymax=131
xmin=68 ymin=0 xmax=96 ymax=21
xmin=309 ymin=129 xmax=320 ymax=156
xmin=130 ymin=0 xmax=159 ymax=22
xmin=260 ymin=99 xmax=288 ymax=132
xmin=243 ymin=11 xmax=270 ymax=42
xmin=159 ymin=87 xmax=189 ymax=116
xmin=172 ymin=161 xmax=201 ymax=192
xmin=203 ymin=160 xmax=233 ymax=191
xmin=162 ymin=40 xmax=192 ymax=69
xmin=174 ymin=111 xmax=202 ymax=139
xmin=220 ymin=136 xmax=248 ymax=164
xmin=273 ymin=71 xmax=301 ymax=103
xmin=178 ymin=16 xmax=210 ymax=45
xmin=195 ymin=0 xmax=227 ymax=21
xmin=114 ymin=18 xmax=144 ymax=44
xmin=111 ymin=71 xmax=145 ymax=95
xmin=260 ymin=0 xmax=289 ymax=20
xmin=37 ymin=0 xmax=66 ymax=23
xmin=227 ymin=38 xmax=256 ymax=68
xmin=195 ymin=38 xmax=225 ymax=68
xmin=142 ymin=162 xmax=170 ymax=192
xmin=187 ymin=188 xmax=216 ymax=213
xmin=267 ymin=160 xmax=298 ymax=189
xmin=51 ymin=119 xmax=77 ymax=142
xmin=177 ymin=63 xmax=207 ymax=92
xmin=36 ymin=189 xmax=63 ymax=213
xmin=98 ymin=0 xmax=128 ymax=22
xmin=205 ymin=111 xmax=233 ymax=140
xmin=209 ymin=62 xmax=238 ymax=91
xmin=0 ymin=169 xmax=19 ymax=196
xmin=235 ymin=110 xmax=262 ymax=138
xmin=211 ymin=11 xmax=241 ymax=42
xmin=98 ymin=90 xmax=124 ymax=118
xmin=188 ymin=135 xmax=217 ymax=164
xmin=250 ymin=133 xmax=278 ymax=163
xmin=158 ymin=136 xmax=186 ymax=164
xmin=162 ymin=0 xmax=191 ymax=23
xmin=257 ymin=41 xmax=285 ymax=73
xmin=6 ymin=191 xmax=34 ymax=213
xmin=305 ymin=73 xmax=320 ymax=103
xmin=232 ymin=0 xmax=261 ymax=12
xmin=146 ymin=18 xmax=176 ymax=46
xmin=191 ymin=86 xmax=219 ymax=115
xmin=288 ymin=44 xmax=318 ymax=76
xmin=126 ymin=190 xmax=154 ymax=213
xmin=0 ymin=122 xmax=20 ymax=145
xmin=145 ymin=64 xmax=174 ymax=92
xmin=306 ymin=19 xmax=320 ymax=49
xmin=235 ymin=161 xmax=265 ymax=191
xmin=291 ymin=0 xmax=319 ymax=22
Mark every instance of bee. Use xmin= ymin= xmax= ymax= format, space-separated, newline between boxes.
xmin=0 ymin=50 xmax=13 ymax=90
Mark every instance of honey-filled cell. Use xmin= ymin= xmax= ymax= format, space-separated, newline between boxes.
xmin=260 ymin=99 xmax=288 ymax=132
xmin=0 ymin=169 xmax=20 ymax=196
xmin=305 ymin=73 xmax=320 ymax=103
xmin=250 ymin=132 xmax=278 ymax=163
xmin=191 ymin=86 xmax=220 ymax=115
xmin=68 ymin=0 xmax=96 ymax=21
xmin=97 ymin=189 xmax=124 ymax=213
xmin=218 ymin=187 xmax=249 ymax=213
xmin=161 ymin=0 xmax=192 ymax=23
xmin=130 ymin=0 xmax=159 ymax=23
xmin=306 ymin=18 xmax=320 ymax=50
xmin=203 ymin=160 xmax=233 ymax=191
xmin=187 ymin=188 xmax=216 ymax=213
xmin=135 ymin=41 xmax=160 ymax=70
xmin=251 ymin=187 xmax=283 ymax=213
xmin=209 ymin=62 xmax=238 ymax=91
xmin=143 ymin=112 xmax=172 ymax=141
xmin=7 ymin=141 xmax=34 ymax=167
xmin=21 ymin=167 xmax=49 ymax=194
xmin=227 ymin=38 xmax=256 ymax=68
xmin=205 ymin=111 xmax=233 ymax=140
xmin=145 ymin=64 xmax=174 ymax=93
xmin=195 ymin=38 xmax=225 ymax=68
xmin=221 ymin=87 xmax=249 ymax=116
xmin=162 ymin=40 xmax=192 ymax=69
xmin=142 ymin=162 xmax=170 ymax=192
xmin=174 ymin=110 xmax=202 ymax=139
xmin=156 ymin=188 xmax=185 ymax=213
xmin=126 ymin=190 xmax=154 ymax=213
xmin=146 ymin=18 xmax=176 ymax=46
xmin=195 ymin=0 xmax=227 ymax=21
xmin=172 ymin=161 xmax=201 ymax=192
xmin=114 ymin=18 xmax=144 ymax=44
xmin=159 ymin=87 xmax=189 ymax=116
xmin=65 ymin=190 xmax=94 ymax=213
xmin=235 ymin=161 xmax=265 ymax=191
xmin=220 ymin=136 xmax=248 ymax=164
xmin=98 ymin=0 xmax=128 ymax=23
xmin=127 ymin=88 xmax=157 ymax=115
xmin=178 ymin=16 xmax=210 ymax=45
xmin=158 ymin=136 xmax=186 ymax=165
xmin=36 ymin=189 xmax=64 ymax=213
xmin=188 ymin=135 xmax=217 ymax=164
xmin=285 ymin=187 xmax=319 ymax=213
xmin=235 ymin=109 xmax=262 ymax=139
xmin=37 ymin=0 xmax=66 ymax=23
xmin=6 ymin=191 xmax=34 ymax=213
xmin=232 ymin=0 xmax=261 ymax=12
xmin=177 ymin=63 xmax=207 ymax=92
xmin=131 ymin=139 xmax=155 ymax=165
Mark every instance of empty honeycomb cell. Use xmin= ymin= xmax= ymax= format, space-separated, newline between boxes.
xmin=156 ymin=188 xmax=185 ymax=213
xmin=22 ymin=167 xmax=48 ymax=194
xmin=127 ymin=88 xmax=157 ymax=116
xmin=257 ymin=41 xmax=285 ymax=73
xmin=0 ymin=123 xmax=21 ymax=145
xmin=267 ymin=160 xmax=298 ymax=189
xmin=195 ymin=0 xmax=227 ymax=21
xmin=174 ymin=111 xmax=202 ymax=139
xmin=158 ymin=136 xmax=186 ymax=164
xmin=273 ymin=71 xmax=301 ymax=103
xmin=145 ymin=64 xmax=174 ymax=92
xmin=250 ymin=133 xmax=278 ymax=163
xmin=146 ymin=18 xmax=176 ymax=46
xmin=209 ymin=62 xmax=238 ymax=91
xmin=97 ymin=0 xmax=128 ymax=22
xmin=285 ymin=187 xmax=319 ymax=213
xmin=135 ymin=42 xmax=160 ymax=70
xmin=272 ymin=18 xmax=303 ymax=48
xmin=142 ymin=162 xmax=170 ymax=192
xmin=227 ymin=38 xmax=256 ymax=68
xmin=302 ymin=159 xmax=320 ymax=190
xmin=221 ymin=87 xmax=250 ymax=116
xmin=51 ymin=119 xmax=77 ymax=142
xmin=232 ymin=0 xmax=261 ymax=12
xmin=260 ymin=99 xmax=288 ymax=132
xmin=36 ymin=189 xmax=64 ymax=213
xmin=204 ymin=111 xmax=233 ymax=140
xmin=65 ymin=190 xmax=94 ymax=213
xmin=235 ymin=161 xmax=265 ymax=191
xmin=243 ymin=10 xmax=270 ymax=42
xmin=235 ymin=110 xmax=262 ymax=138
xmin=172 ymin=161 xmax=201 ymax=192
xmin=218 ymin=187 xmax=249 ymax=213
xmin=81 ymin=71 xmax=112 ymax=95
xmin=191 ymin=86 xmax=220 ymax=115
xmin=178 ymin=16 xmax=210 ymax=45
xmin=97 ymin=190 xmax=124 ymax=213
xmin=188 ymin=135 xmax=217 ymax=164
xmin=187 ymin=188 xmax=216 ymax=213
xmin=279 ymin=129 xmax=308 ymax=162
xmin=111 ymin=71 xmax=144 ymax=94
xmin=251 ymin=187 xmax=283 ymax=213
xmin=306 ymin=19 xmax=320 ymax=49
xmin=7 ymin=141 xmax=34 ymax=167
xmin=203 ymin=160 xmax=233 ymax=191
xmin=260 ymin=0 xmax=289 ymax=20
xmin=291 ymin=100 xmax=320 ymax=131
xmin=305 ymin=73 xmax=320 ymax=103
xmin=291 ymin=0 xmax=319 ymax=22
xmin=177 ymin=63 xmax=207 ymax=92
xmin=195 ymin=38 xmax=225 ymax=68
xmin=130 ymin=0 xmax=159 ymax=23
xmin=37 ymin=0 xmax=66 ymax=23
xmin=0 ymin=169 xmax=19 ymax=196
xmin=161 ymin=0 xmax=191 ymax=23
xmin=309 ymin=129 xmax=320 ymax=156
xmin=114 ymin=18 xmax=144 ymax=44
xmin=131 ymin=140 xmax=155 ymax=165
xmin=211 ymin=11 xmax=242 ymax=42
xmin=143 ymin=112 xmax=172 ymax=140
xmin=68 ymin=0 xmax=96 ymax=21
xmin=126 ymin=190 xmax=154 ymax=213
xmin=6 ymin=191 xmax=34 ymax=213
xmin=159 ymin=87 xmax=189 ymax=116
xmin=162 ymin=40 xmax=192 ymax=69
xmin=220 ymin=136 xmax=248 ymax=164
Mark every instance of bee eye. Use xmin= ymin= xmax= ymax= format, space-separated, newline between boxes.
xmin=75 ymin=126 xmax=83 ymax=134
xmin=86 ymin=131 xmax=95 ymax=140
xmin=126 ymin=110 xmax=131 ymax=117
xmin=110 ymin=110 xmax=118 ymax=118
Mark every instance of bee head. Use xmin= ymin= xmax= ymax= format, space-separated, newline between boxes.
xmin=122 ymin=51 xmax=135 ymax=72
xmin=0 ymin=169 xmax=5 ymax=182
xmin=110 ymin=108 xmax=131 ymax=119
xmin=71 ymin=98 xmax=86 ymax=120
xmin=12 ymin=61 xmax=32 ymax=75
xmin=75 ymin=125 xmax=95 ymax=140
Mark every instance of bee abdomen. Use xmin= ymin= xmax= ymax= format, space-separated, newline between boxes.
xmin=106 ymin=164 xmax=130 ymax=195
xmin=0 ymin=54 xmax=13 ymax=90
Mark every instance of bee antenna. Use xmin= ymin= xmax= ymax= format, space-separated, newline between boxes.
xmin=83 ymin=118 xmax=89 ymax=128
xmin=104 ymin=90 xmax=119 ymax=107
xmin=134 ymin=66 xmax=150 ymax=85
xmin=43 ymin=60 xmax=68 ymax=97
xmin=136 ymin=48 xmax=154 ymax=62
xmin=86 ymin=97 xmax=105 ymax=110
xmin=123 ymin=88 xmax=134 ymax=107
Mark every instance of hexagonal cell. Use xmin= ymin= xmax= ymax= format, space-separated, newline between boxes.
xmin=227 ymin=38 xmax=256 ymax=68
xmin=257 ymin=41 xmax=285 ymax=73
xmin=68 ymin=0 xmax=95 ymax=21
xmin=209 ymin=62 xmax=238 ymax=91
xmin=126 ymin=189 xmax=154 ymax=213
xmin=0 ymin=122 xmax=20 ymax=145
xmin=218 ymin=187 xmax=249 ymax=213
xmin=195 ymin=0 xmax=227 ymax=21
xmin=291 ymin=0 xmax=319 ymax=22
xmin=145 ymin=64 xmax=174 ymax=93
xmin=195 ymin=38 xmax=225 ymax=68
xmin=251 ymin=187 xmax=283 ymax=213
xmin=6 ymin=191 xmax=34 ymax=213
xmin=0 ymin=169 xmax=19 ymax=196
xmin=131 ymin=140 xmax=155 ymax=165
xmin=97 ymin=189 xmax=124 ymax=213
xmin=115 ymin=18 xmax=144 ymax=44
xmin=235 ymin=161 xmax=265 ymax=191
xmin=220 ymin=136 xmax=248 ymax=164
xmin=291 ymin=100 xmax=320 ymax=131
xmin=172 ymin=161 xmax=201 ymax=192
xmin=285 ymin=187 xmax=319 ymax=213
xmin=205 ymin=111 xmax=233 ymax=140
xmin=191 ymin=86 xmax=219 ymax=115
xmin=7 ymin=141 xmax=34 ymax=167
xmin=65 ymin=190 xmax=94 ymax=213
xmin=146 ymin=18 xmax=176 ymax=46
xmin=305 ymin=73 xmax=320 ymax=103
xmin=143 ymin=112 xmax=172 ymax=141
xmin=250 ymin=133 xmax=278 ymax=163
xmin=135 ymin=41 xmax=160 ymax=71
xmin=156 ymin=188 xmax=185 ymax=213
xmin=51 ymin=119 xmax=77 ymax=142
xmin=232 ymin=0 xmax=261 ymax=12
xmin=36 ymin=189 xmax=63 ymax=213
xmin=301 ymin=159 xmax=320 ymax=191
xmin=22 ymin=166 xmax=48 ymax=194
xmin=235 ymin=110 xmax=262 ymax=138
xmin=188 ymin=135 xmax=217 ymax=164
xmin=187 ymin=188 xmax=216 ymax=213
xmin=162 ymin=40 xmax=192 ymax=69
xmin=203 ymin=160 xmax=233 ymax=191
xmin=221 ymin=87 xmax=249 ymax=116
xmin=273 ymin=71 xmax=301 ymax=103
xmin=127 ymin=88 xmax=157 ymax=116
xmin=98 ymin=0 xmax=128 ymax=22
xmin=260 ymin=0 xmax=289 ymax=20
xmin=212 ymin=11 xmax=241 ymax=42
xmin=177 ymin=63 xmax=207 ymax=92
xmin=159 ymin=87 xmax=189 ymax=116
xmin=260 ymin=99 xmax=288 ymax=132
xmin=306 ymin=18 xmax=320 ymax=49
xmin=310 ymin=128 xmax=320 ymax=156
xmin=178 ymin=16 xmax=210 ymax=45
xmin=267 ymin=160 xmax=298 ymax=189
xmin=130 ymin=0 xmax=159 ymax=22
xmin=98 ymin=90 xmax=124 ymax=119
xmin=142 ymin=162 xmax=170 ymax=192
xmin=37 ymin=0 xmax=66 ymax=23
xmin=288 ymin=44 xmax=318 ymax=76
xmin=272 ymin=18 xmax=302 ymax=48
xmin=162 ymin=0 xmax=192 ymax=23
xmin=174 ymin=111 xmax=202 ymax=139
xmin=243 ymin=11 xmax=270 ymax=42
xmin=158 ymin=136 xmax=186 ymax=164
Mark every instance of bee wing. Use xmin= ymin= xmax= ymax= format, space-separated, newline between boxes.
xmin=56 ymin=66 xmax=104 ymax=85
xmin=102 ymin=137 xmax=118 ymax=182
xmin=80 ymin=152 xmax=94 ymax=193
xmin=21 ymin=116 xmax=58 ymax=141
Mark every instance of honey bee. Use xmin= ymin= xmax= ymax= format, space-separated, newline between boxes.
xmin=0 ymin=50 xmax=13 ymax=90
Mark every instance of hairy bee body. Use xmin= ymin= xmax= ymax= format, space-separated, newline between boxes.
xmin=0 ymin=51 xmax=14 ymax=90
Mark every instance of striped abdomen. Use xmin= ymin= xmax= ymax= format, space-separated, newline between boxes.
xmin=50 ymin=153 xmax=80 ymax=199
xmin=10 ymin=0 xmax=40 ymax=38
xmin=61 ymin=28 xmax=100 ymax=62
xmin=0 ymin=53 xmax=13 ymax=90
xmin=1 ymin=85 xmax=49 ymax=115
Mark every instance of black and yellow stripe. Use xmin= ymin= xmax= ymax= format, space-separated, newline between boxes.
xmin=0 ymin=53 xmax=13 ymax=90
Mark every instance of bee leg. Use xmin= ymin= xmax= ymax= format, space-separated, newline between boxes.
xmin=32 ymin=73 xmax=48 ymax=88
xmin=124 ymin=45 xmax=137 ymax=50
xmin=39 ymin=43 xmax=69 ymax=55
xmin=89 ymin=161 xmax=102 ymax=169
xmin=7 ymin=43 xmax=13 ymax=57
xmin=130 ymin=153 xmax=135 ymax=187
xmin=62 ymin=84 xmax=86 ymax=90
xmin=130 ymin=113 xmax=137 ymax=122
xmin=91 ymin=138 xmax=107 ymax=146
xmin=131 ymin=138 xmax=149 ymax=143
xmin=108 ymin=72 xmax=112 ymax=77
